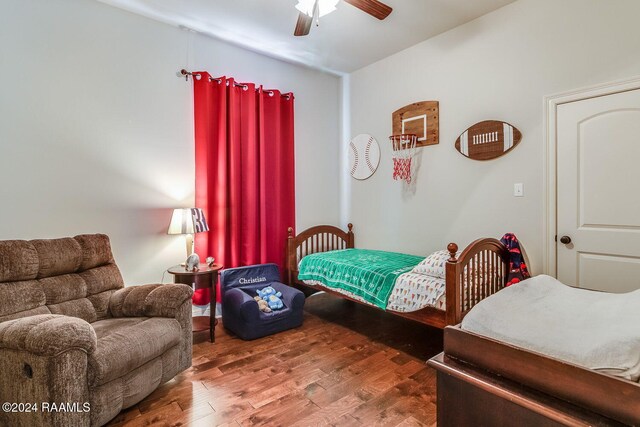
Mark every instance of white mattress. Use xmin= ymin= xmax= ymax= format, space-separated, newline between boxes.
xmin=462 ymin=275 xmax=640 ymax=382
xmin=303 ymin=271 xmax=447 ymax=313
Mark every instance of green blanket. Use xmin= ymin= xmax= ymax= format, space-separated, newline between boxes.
xmin=298 ymin=249 xmax=424 ymax=309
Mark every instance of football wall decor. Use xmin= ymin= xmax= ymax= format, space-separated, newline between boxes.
xmin=392 ymin=101 xmax=439 ymax=148
xmin=349 ymin=134 xmax=380 ymax=180
xmin=455 ymin=120 xmax=522 ymax=160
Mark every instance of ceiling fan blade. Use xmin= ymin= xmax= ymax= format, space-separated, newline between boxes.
xmin=294 ymin=12 xmax=313 ymax=36
xmin=344 ymin=0 xmax=392 ymax=20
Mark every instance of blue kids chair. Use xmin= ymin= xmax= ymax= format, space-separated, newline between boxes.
xmin=220 ymin=263 xmax=305 ymax=340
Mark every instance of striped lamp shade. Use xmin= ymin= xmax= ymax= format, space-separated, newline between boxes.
xmin=167 ymin=208 xmax=209 ymax=235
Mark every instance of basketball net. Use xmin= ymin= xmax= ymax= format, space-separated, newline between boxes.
xmin=389 ymin=134 xmax=418 ymax=183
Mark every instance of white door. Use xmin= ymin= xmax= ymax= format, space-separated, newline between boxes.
xmin=557 ymin=88 xmax=640 ymax=292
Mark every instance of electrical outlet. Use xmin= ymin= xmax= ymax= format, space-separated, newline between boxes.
xmin=514 ymin=183 xmax=524 ymax=197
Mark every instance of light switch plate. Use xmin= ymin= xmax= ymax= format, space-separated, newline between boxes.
xmin=514 ymin=183 xmax=524 ymax=197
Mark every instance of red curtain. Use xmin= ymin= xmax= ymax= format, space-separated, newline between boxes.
xmin=192 ymin=73 xmax=295 ymax=304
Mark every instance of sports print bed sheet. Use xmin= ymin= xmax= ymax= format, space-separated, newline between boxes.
xmin=297 ymin=249 xmax=423 ymax=309
xmin=304 ymin=272 xmax=447 ymax=313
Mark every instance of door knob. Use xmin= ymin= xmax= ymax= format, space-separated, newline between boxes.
xmin=560 ymin=236 xmax=572 ymax=244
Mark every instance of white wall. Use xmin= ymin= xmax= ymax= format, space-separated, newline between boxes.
xmin=347 ymin=0 xmax=640 ymax=273
xmin=0 ymin=0 xmax=341 ymax=285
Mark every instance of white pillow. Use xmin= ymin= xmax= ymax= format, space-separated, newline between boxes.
xmin=412 ymin=250 xmax=461 ymax=279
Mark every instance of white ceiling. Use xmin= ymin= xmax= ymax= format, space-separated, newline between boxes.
xmin=96 ymin=0 xmax=516 ymax=75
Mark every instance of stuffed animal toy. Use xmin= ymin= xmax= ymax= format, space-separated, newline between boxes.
xmin=256 ymin=286 xmax=284 ymax=310
xmin=264 ymin=294 xmax=283 ymax=310
xmin=253 ymin=296 xmax=271 ymax=313
xmin=256 ymin=286 xmax=281 ymax=300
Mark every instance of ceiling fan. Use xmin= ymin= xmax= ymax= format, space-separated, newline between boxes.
xmin=294 ymin=0 xmax=393 ymax=36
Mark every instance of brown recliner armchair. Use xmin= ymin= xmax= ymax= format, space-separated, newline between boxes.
xmin=0 ymin=234 xmax=193 ymax=426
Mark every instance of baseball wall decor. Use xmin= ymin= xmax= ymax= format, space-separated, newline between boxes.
xmin=455 ymin=120 xmax=522 ymax=160
xmin=392 ymin=101 xmax=439 ymax=148
xmin=349 ymin=134 xmax=380 ymax=180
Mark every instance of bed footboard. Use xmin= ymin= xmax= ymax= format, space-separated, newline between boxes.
xmin=286 ymin=224 xmax=354 ymax=286
xmin=436 ymin=325 xmax=640 ymax=425
xmin=445 ymin=239 xmax=510 ymax=325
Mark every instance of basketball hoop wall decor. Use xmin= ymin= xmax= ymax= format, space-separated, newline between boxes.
xmin=349 ymin=134 xmax=380 ymax=180
xmin=390 ymin=134 xmax=418 ymax=183
xmin=392 ymin=101 xmax=439 ymax=148
xmin=455 ymin=120 xmax=522 ymax=160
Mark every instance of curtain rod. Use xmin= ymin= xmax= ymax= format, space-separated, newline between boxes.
xmin=179 ymin=69 xmax=292 ymax=99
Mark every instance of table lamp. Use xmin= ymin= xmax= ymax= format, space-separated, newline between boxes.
xmin=167 ymin=208 xmax=209 ymax=257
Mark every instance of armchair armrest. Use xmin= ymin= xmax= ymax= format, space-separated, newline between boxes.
xmin=0 ymin=314 xmax=96 ymax=355
xmin=110 ymin=283 xmax=194 ymax=318
xmin=223 ymin=288 xmax=260 ymax=322
xmin=272 ymin=283 xmax=305 ymax=310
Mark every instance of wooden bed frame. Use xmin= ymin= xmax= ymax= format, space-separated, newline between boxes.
xmin=428 ymin=326 xmax=640 ymax=426
xmin=285 ymin=224 xmax=510 ymax=328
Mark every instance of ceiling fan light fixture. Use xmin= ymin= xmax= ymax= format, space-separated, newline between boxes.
xmin=295 ymin=0 xmax=340 ymax=18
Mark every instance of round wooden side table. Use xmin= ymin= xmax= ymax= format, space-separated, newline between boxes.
xmin=167 ymin=263 xmax=222 ymax=343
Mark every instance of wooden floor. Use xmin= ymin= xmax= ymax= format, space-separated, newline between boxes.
xmin=107 ymin=293 xmax=444 ymax=427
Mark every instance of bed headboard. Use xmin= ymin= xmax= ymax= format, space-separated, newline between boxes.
xmin=286 ymin=224 xmax=354 ymax=285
